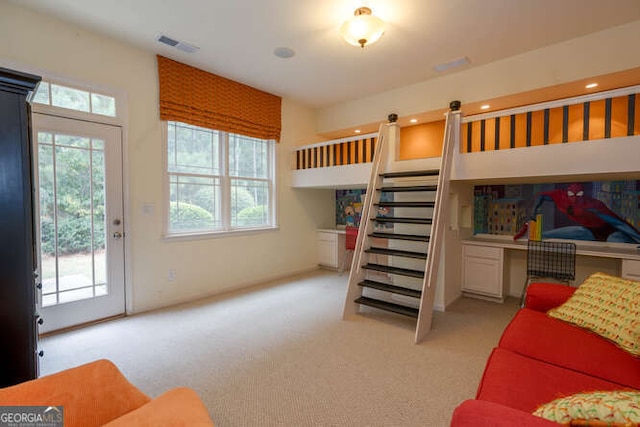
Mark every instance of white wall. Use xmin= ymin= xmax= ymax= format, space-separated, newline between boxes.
xmin=0 ymin=2 xmax=334 ymax=313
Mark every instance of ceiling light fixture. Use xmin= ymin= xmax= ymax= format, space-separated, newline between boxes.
xmin=340 ymin=7 xmax=385 ymax=48
xmin=354 ymin=129 xmax=361 ymax=134
xmin=480 ymin=104 xmax=490 ymax=110
xmin=410 ymin=118 xmax=418 ymax=123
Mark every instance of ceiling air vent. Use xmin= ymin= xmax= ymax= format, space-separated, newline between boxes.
xmin=434 ymin=56 xmax=470 ymax=73
xmin=157 ymin=34 xmax=200 ymax=54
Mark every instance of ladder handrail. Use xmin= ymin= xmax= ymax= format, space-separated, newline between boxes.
xmin=415 ymin=109 xmax=461 ymax=342
xmin=342 ymin=122 xmax=389 ymax=319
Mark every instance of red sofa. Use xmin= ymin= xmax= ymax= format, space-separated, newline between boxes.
xmin=451 ymin=282 xmax=640 ymax=426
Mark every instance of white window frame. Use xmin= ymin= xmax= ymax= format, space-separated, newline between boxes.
xmin=30 ymin=79 xmax=124 ymax=127
xmin=164 ymin=121 xmax=278 ymax=239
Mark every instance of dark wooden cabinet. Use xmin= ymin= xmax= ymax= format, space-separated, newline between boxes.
xmin=0 ymin=67 xmax=42 ymax=387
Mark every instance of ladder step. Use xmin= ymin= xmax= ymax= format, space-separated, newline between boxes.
xmin=374 ymin=217 xmax=432 ymax=224
xmin=380 ymin=170 xmax=440 ymax=179
xmin=375 ymin=201 xmax=435 ymax=208
xmin=354 ymin=296 xmax=419 ymax=318
xmin=365 ymin=247 xmax=427 ymax=259
xmin=358 ymin=280 xmax=422 ymax=298
xmin=369 ymin=232 xmax=430 ymax=242
xmin=380 ymin=185 xmax=437 ymax=192
xmin=362 ymin=263 xmax=425 ymax=278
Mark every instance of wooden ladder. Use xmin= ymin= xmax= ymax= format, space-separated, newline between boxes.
xmin=342 ymin=103 xmax=461 ymax=343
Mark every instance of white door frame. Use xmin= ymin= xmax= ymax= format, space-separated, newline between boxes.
xmin=32 ymin=113 xmax=128 ymax=332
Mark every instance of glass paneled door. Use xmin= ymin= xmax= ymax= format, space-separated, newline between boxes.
xmin=32 ymin=113 xmax=125 ymax=333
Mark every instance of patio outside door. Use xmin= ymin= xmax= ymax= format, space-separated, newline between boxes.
xmin=32 ymin=113 xmax=125 ymax=333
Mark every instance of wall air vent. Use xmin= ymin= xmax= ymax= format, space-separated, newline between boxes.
xmin=157 ymin=34 xmax=200 ymax=54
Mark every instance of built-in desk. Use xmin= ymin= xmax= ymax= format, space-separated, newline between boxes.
xmin=461 ymin=235 xmax=640 ymax=301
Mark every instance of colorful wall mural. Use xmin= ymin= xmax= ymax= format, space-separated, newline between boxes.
xmin=335 ymin=189 xmax=393 ymax=229
xmin=474 ymin=180 xmax=640 ymax=244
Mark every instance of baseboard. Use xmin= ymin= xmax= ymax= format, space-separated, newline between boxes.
xmin=129 ymin=265 xmax=322 ymax=315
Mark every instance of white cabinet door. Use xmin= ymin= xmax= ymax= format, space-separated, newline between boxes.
xmin=317 ymin=231 xmax=338 ymax=268
xmin=462 ymin=244 xmax=504 ymax=301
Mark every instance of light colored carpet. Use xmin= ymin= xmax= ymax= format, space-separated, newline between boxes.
xmin=40 ymin=269 xmax=519 ymax=426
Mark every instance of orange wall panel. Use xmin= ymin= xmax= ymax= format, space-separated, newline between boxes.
xmin=589 ymin=99 xmax=606 ymax=140
xmin=498 ymin=116 xmax=512 ymax=150
xmin=399 ymin=120 xmax=445 ymax=159
xmin=530 ymin=110 xmax=545 ymax=146
xmin=461 ymin=123 xmax=469 ymax=153
xmin=635 ymin=94 xmax=640 ymax=136
xmin=548 ymin=107 xmax=564 ymax=144
xmin=483 ymin=118 xmax=496 ymax=151
xmin=513 ymin=114 xmax=528 ymax=148
xmin=567 ymin=103 xmax=585 ymax=143
xmin=610 ymin=96 xmax=628 ymax=138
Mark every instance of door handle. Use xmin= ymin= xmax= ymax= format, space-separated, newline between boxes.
xmin=113 ymin=231 xmax=123 ymax=240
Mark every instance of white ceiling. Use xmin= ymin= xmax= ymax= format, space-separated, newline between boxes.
xmin=12 ymin=0 xmax=640 ymax=108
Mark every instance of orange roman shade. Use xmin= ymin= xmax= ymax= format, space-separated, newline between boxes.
xmin=157 ymin=55 xmax=282 ymax=141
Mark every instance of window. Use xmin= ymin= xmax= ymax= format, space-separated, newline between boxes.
xmin=166 ymin=121 xmax=276 ymax=235
xmin=33 ymin=81 xmax=117 ymax=117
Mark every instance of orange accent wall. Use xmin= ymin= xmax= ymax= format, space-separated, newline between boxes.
xmin=611 ymin=97 xmax=628 ymax=138
xmin=589 ymin=99 xmax=606 ymax=140
xmin=399 ymin=120 xmax=445 ymax=160
xmin=548 ymin=108 xmax=564 ymax=144
xmin=635 ymin=95 xmax=640 ymax=136
xmin=498 ymin=117 xmax=511 ymax=150
xmin=530 ymin=110 xmax=545 ymax=146
xmin=566 ymin=103 xmax=584 ymax=143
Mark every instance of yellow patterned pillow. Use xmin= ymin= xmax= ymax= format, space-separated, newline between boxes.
xmin=533 ymin=390 xmax=640 ymax=426
xmin=547 ymin=272 xmax=640 ymax=357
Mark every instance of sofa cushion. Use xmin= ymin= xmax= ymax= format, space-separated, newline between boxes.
xmin=499 ymin=308 xmax=640 ymax=389
xmin=533 ymin=390 xmax=640 ymax=426
xmin=103 ymin=387 xmax=214 ymax=427
xmin=525 ymin=282 xmax=576 ymax=312
xmin=476 ymin=348 xmax=624 ymax=413
xmin=547 ymin=272 xmax=640 ymax=357
xmin=451 ymin=399 xmax=561 ymax=427
xmin=0 ymin=359 xmax=151 ymax=427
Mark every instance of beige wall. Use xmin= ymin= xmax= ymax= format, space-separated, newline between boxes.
xmin=0 ymin=1 xmax=335 ymax=313
xmin=316 ymin=20 xmax=640 ymax=134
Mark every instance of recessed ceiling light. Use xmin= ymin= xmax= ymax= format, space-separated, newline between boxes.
xmin=480 ymin=104 xmax=490 ymax=110
xmin=273 ymin=47 xmax=295 ymax=59
xmin=585 ymin=82 xmax=598 ymax=89
xmin=410 ymin=118 xmax=418 ymax=123
xmin=354 ymin=129 xmax=361 ymax=134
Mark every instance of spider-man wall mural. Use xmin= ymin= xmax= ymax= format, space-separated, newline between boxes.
xmin=474 ymin=181 xmax=640 ymax=244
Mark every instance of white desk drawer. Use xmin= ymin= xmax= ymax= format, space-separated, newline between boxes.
xmin=317 ymin=231 xmax=338 ymax=244
xmin=463 ymin=245 xmax=502 ymax=260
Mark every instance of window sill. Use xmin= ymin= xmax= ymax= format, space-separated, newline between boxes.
xmin=162 ymin=226 xmax=279 ymax=242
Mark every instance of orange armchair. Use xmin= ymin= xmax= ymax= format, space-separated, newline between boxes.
xmin=0 ymin=359 xmax=213 ymax=426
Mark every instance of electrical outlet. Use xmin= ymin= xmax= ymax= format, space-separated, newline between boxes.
xmin=167 ymin=269 xmax=176 ymax=282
